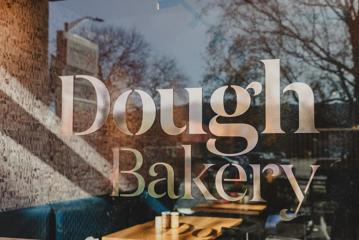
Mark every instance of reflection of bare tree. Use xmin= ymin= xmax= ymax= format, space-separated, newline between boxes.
xmin=77 ymin=25 xmax=188 ymax=95
xmin=146 ymin=55 xmax=188 ymax=95
xmin=203 ymin=0 xmax=358 ymax=123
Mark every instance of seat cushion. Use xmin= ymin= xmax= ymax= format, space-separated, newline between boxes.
xmin=0 ymin=205 xmax=53 ymax=240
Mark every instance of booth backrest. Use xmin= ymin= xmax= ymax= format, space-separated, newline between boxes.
xmin=0 ymin=195 xmax=163 ymax=240
xmin=50 ymin=196 xmax=129 ymax=240
xmin=0 ymin=196 xmax=130 ymax=240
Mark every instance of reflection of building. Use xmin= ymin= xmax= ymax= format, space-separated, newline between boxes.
xmin=54 ymin=30 xmax=99 ymax=76
xmin=50 ymin=23 xmax=100 ymax=133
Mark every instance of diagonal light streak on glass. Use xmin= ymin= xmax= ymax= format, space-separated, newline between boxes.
xmin=0 ymin=130 xmax=89 ymax=210
xmin=0 ymin=67 xmax=111 ymax=180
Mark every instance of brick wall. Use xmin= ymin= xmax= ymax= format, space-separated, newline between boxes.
xmin=0 ymin=0 xmax=112 ymax=211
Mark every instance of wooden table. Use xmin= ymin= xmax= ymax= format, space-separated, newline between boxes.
xmin=194 ymin=203 xmax=267 ymax=216
xmin=102 ymin=216 xmax=242 ymax=240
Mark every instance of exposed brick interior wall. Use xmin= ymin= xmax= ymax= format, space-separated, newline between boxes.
xmin=0 ymin=0 xmax=49 ymax=102
xmin=0 ymin=0 xmax=112 ymax=211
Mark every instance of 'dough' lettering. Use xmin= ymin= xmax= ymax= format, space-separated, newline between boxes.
xmin=60 ymin=59 xmax=319 ymax=156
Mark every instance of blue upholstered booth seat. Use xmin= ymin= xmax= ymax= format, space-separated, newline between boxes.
xmin=0 ymin=193 xmax=173 ymax=239
xmin=0 ymin=196 xmax=129 ymax=240
xmin=0 ymin=205 xmax=53 ymax=240
xmin=50 ymin=196 xmax=129 ymax=240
